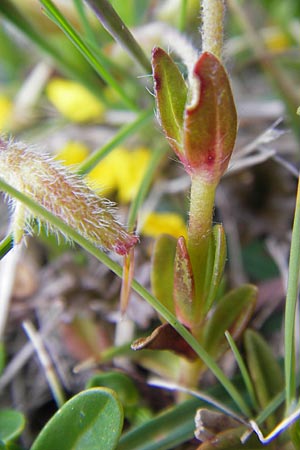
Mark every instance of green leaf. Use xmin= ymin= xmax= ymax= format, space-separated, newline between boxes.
xmin=173 ymin=236 xmax=195 ymax=328
xmin=244 ymin=330 xmax=284 ymax=430
xmin=225 ymin=332 xmax=259 ymax=413
xmin=86 ymin=372 xmax=141 ymax=425
xmin=0 ymin=410 xmax=25 ymax=444
xmin=202 ymin=284 xmax=257 ymax=358
xmin=39 ymin=0 xmax=137 ymax=110
xmin=118 ymin=397 xmax=205 ymax=450
xmin=152 ymin=47 xmax=188 ymax=157
xmin=183 ymin=52 xmax=237 ymax=180
xmin=204 ymin=224 xmax=227 ymax=313
xmin=31 ymin=388 xmax=123 ymax=450
xmin=151 ymin=234 xmax=177 ymax=319
xmin=84 ymin=0 xmax=151 ymax=73
xmin=86 ymin=372 xmax=139 ymax=407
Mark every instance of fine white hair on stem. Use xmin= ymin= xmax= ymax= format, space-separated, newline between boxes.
xmin=161 ymin=25 xmax=199 ymax=90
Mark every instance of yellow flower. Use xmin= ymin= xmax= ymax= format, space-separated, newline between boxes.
xmin=116 ymin=147 xmax=151 ymax=203
xmin=142 ymin=212 xmax=187 ymax=239
xmin=86 ymin=151 xmax=121 ymax=197
xmin=0 ymin=94 xmax=12 ymax=131
xmin=262 ymin=27 xmax=290 ymax=53
xmin=55 ymin=144 xmax=151 ymax=202
xmin=55 ymin=141 xmax=90 ymax=166
xmin=46 ymin=78 xmax=105 ymax=122
xmin=87 ymin=147 xmax=151 ymax=202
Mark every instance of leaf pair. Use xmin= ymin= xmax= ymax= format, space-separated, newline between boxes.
xmin=136 ymin=230 xmax=256 ymax=363
xmin=174 ymin=224 xmax=227 ymax=330
xmin=153 ymin=47 xmax=237 ymax=183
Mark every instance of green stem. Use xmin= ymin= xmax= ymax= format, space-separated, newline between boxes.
xmin=187 ymin=174 xmax=217 ymax=325
xmin=285 ymin=176 xmax=300 ymax=408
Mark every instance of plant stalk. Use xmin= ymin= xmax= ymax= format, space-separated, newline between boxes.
xmin=187 ymin=174 xmax=217 ymax=330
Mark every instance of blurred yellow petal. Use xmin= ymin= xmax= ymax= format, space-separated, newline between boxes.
xmin=55 ymin=141 xmax=90 ymax=166
xmin=262 ymin=27 xmax=290 ymax=53
xmin=116 ymin=147 xmax=151 ymax=203
xmin=142 ymin=212 xmax=187 ymax=239
xmin=0 ymin=95 xmax=12 ymax=131
xmin=83 ymin=146 xmax=151 ymax=201
xmin=46 ymin=78 xmax=105 ymax=122
xmin=86 ymin=150 xmax=123 ymax=196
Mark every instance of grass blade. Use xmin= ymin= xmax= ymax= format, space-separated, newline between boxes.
xmin=39 ymin=0 xmax=137 ymax=110
xmin=84 ymin=0 xmax=151 ymax=73
xmin=0 ymin=235 xmax=13 ymax=261
xmin=225 ymin=331 xmax=259 ymax=412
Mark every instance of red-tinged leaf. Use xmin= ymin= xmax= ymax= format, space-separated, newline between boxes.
xmin=183 ymin=52 xmax=237 ymax=181
xmin=174 ymin=236 xmax=196 ymax=328
xmin=131 ymin=322 xmax=198 ymax=361
xmin=202 ymin=284 xmax=257 ymax=359
xmin=152 ymin=47 xmax=188 ymax=158
xmin=120 ymin=248 xmax=135 ymax=315
xmin=151 ymin=234 xmax=177 ymax=320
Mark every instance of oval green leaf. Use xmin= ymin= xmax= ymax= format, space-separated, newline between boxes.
xmin=86 ymin=372 xmax=139 ymax=407
xmin=151 ymin=234 xmax=177 ymax=319
xmin=202 ymin=284 xmax=257 ymax=358
xmin=173 ymin=236 xmax=195 ymax=328
xmin=31 ymin=388 xmax=123 ymax=450
xmin=0 ymin=410 xmax=25 ymax=444
xmin=152 ymin=47 xmax=188 ymax=157
xmin=204 ymin=224 xmax=227 ymax=313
